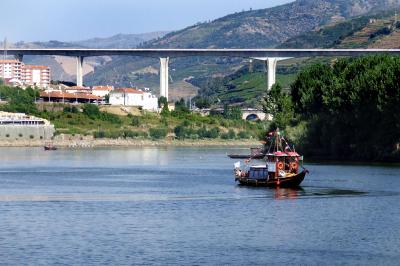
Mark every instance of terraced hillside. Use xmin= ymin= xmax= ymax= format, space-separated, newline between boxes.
xmin=195 ymin=10 xmax=400 ymax=107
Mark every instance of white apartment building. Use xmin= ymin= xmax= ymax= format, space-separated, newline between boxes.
xmin=0 ymin=60 xmax=23 ymax=80
xmin=22 ymin=65 xmax=51 ymax=88
xmin=0 ymin=60 xmax=51 ymax=88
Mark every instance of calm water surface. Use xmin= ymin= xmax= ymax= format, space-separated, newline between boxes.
xmin=0 ymin=147 xmax=399 ymax=265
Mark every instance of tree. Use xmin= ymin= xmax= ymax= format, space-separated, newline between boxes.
xmin=263 ymin=83 xmax=294 ymax=129
xmin=174 ymin=98 xmax=189 ymax=113
xmin=223 ymin=104 xmax=243 ymax=120
xmin=158 ymin=96 xmax=168 ymax=108
xmin=82 ymin=104 xmax=100 ymax=118
xmin=194 ymin=97 xmax=211 ymax=109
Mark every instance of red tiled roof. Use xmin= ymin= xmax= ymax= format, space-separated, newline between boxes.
xmin=114 ymin=88 xmax=143 ymax=94
xmin=0 ymin=60 xmax=20 ymax=64
xmin=67 ymin=86 xmax=90 ymax=90
xmin=23 ymin=65 xmax=49 ymax=69
xmin=92 ymin=86 xmax=114 ymax=91
xmin=40 ymin=91 xmax=102 ymax=100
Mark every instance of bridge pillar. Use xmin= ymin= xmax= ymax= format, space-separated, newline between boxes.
xmin=14 ymin=54 xmax=23 ymax=62
xmin=76 ymin=56 xmax=84 ymax=87
xmin=253 ymin=57 xmax=291 ymax=91
xmin=159 ymin=57 xmax=169 ymax=100
xmin=266 ymin=58 xmax=278 ymax=91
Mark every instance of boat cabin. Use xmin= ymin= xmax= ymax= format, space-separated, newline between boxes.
xmin=266 ymin=151 xmax=302 ymax=178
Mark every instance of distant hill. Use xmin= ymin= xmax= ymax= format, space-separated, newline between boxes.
xmin=3 ymin=0 xmax=400 ymax=101
xmin=2 ymin=32 xmax=168 ymax=82
xmin=196 ymin=10 xmax=400 ymax=107
xmin=86 ymin=0 xmax=400 ymax=93
xmin=73 ymin=32 xmax=169 ymax=49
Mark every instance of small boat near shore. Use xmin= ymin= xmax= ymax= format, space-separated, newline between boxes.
xmin=231 ymin=129 xmax=309 ymax=188
xmin=44 ymin=141 xmax=57 ymax=151
xmin=228 ymin=147 xmax=265 ymax=159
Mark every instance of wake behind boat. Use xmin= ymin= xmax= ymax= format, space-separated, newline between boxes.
xmin=231 ymin=129 xmax=309 ymax=188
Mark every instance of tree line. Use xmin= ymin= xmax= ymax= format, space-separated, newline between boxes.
xmin=264 ymin=55 xmax=400 ymax=161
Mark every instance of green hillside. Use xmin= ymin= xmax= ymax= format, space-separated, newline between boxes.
xmin=192 ymin=10 xmax=400 ymax=107
xmin=86 ymin=0 xmax=399 ymax=90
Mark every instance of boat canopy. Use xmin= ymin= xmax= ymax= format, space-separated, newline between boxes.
xmin=266 ymin=151 xmax=301 ymax=157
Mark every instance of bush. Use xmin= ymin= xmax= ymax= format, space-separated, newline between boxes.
xmin=238 ymin=131 xmax=250 ymax=139
xmin=29 ymin=135 xmax=34 ymax=139
xmin=197 ymin=127 xmax=220 ymax=139
xmin=123 ymin=130 xmax=140 ymax=139
xmin=93 ymin=131 xmax=106 ymax=139
xmin=174 ymin=125 xmax=186 ymax=139
xmin=221 ymin=129 xmax=236 ymax=140
xmin=149 ymin=127 xmax=168 ymax=140
xmin=131 ymin=116 xmax=140 ymax=127
xmin=63 ymin=106 xmax=79 ymax=113
xmin=83 ymin=104 xmax=100 ymax=118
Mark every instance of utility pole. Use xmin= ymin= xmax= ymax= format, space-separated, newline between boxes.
xmin=2 ymin=38 xmax=7 ymax=80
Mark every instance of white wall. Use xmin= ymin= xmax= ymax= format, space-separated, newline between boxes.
xmin=109 ymin=92 xmax=158 ymax=110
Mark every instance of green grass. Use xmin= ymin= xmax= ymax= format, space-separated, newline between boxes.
xmin=39 ymin=104 xmax=265 ymax=140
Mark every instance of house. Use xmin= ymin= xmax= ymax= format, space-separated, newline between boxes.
xmin=109 ymin=88 xmax=158 ymax=110
xmin=64 ymin=86 xmax=92 ymax=94
xmin=92 ymin=85 xmax=114 ymax=98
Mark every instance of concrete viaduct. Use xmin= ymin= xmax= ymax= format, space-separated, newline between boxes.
xmin=2 ymin=48 xmax=400 ymax=100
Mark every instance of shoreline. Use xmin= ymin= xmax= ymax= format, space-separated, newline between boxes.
xmin=0 ymin=138 xmax=261 ymax=148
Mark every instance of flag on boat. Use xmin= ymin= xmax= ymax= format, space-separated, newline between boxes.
xmin=234 ymin=162 xmax=241 ymax=168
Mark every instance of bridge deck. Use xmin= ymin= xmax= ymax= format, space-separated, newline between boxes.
xmin=2 ymin=48 xmax=400 ymax=58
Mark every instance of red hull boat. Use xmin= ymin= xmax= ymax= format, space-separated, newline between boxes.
xmin=232 ymin=129 xmax=309 ymax=188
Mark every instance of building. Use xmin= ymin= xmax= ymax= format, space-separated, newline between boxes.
xmin=92 ymin=85 xmax=114 ymax=98
xmin=0 ymin=111 xmax=55 ymax=140
xmin=64 ymin=86 xmax=92 ymax=94
xmin=0 ymin=60 xmax=23 ymax=81
xmin=0 ymin=60 xmax=51 ymax=88
xmin=22 ymin=65 xmax=51 ymax=88
xmin=109 ymin=88 xmax=158 ymax=110
xmin=40 ymin=91 xmax=102 ymax=104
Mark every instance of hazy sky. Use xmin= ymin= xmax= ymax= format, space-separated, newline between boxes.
xmin=1 ymin=0 xmax=293 ymax=42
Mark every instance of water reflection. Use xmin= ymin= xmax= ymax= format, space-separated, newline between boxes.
xmin=273 ymin=188 xmax=302 ymax=200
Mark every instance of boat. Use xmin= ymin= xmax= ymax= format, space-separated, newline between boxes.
xmin=232 ymin=129 xmax=309 ymax=188
xmin=228 ymin=147 xmax=265 ymax=159
xmin=44 ymin=141 xmax=57 ymax=151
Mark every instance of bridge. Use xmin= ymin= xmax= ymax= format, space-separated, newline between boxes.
xmin=198 ymin=108 xmax=270 ymax=121
xmin=2 ymin=48 xmax=400 ymax=100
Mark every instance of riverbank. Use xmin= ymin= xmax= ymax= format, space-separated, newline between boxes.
xmin=0 ymin=136 xmax=261 ymax=148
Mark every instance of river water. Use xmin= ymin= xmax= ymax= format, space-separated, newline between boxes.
xmin=0 ymin=147 xmax=399 ymax=265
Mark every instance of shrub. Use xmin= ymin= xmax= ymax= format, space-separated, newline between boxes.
xmin=82 ymin=104 xmax=100 ymax=118
xmin=149 ymin=128 xmax=167 ymax=140
xmin=174 ymin=125 xmax=186 ymax=139
xmin=29 ymin=135 xmax=34 ymax=139
xmin=123 ymin=130 xmax=140 ymax=139
xmin=221 ymin=129 xmax=236 ymax=140
xmin=93 ymin=131 xmax=106 ymax=139
xmin=208 ymin=127 xmax=220 ymax=139
xmin=63 ymin=106 xmax=78 ymax=113
xmin=131 ymin=116 xmax=140 ymax=127
xmin=238 ymin=131 xmax=250 ymax=139
xmin=18 ymin=133 xmax=23 ymax=138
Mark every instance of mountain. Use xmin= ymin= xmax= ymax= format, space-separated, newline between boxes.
xmin=86 ymin=0 xmax=399 ymax=95
xmin=3 ymin=0 xmax=399 ymax=100
xmin=1 ymin=32 xmax=168 ymax=82
xmin=196 ymin=10 xmax=400 ymax=107
xmin=73 ymin=32 xmax=169 ymax=49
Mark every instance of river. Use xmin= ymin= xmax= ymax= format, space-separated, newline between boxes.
xmin=0 ymin=147 xmax=399 ymax=265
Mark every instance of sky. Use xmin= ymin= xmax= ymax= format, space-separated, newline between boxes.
xmin=1 ymin=0 xmax=293 ymax=42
